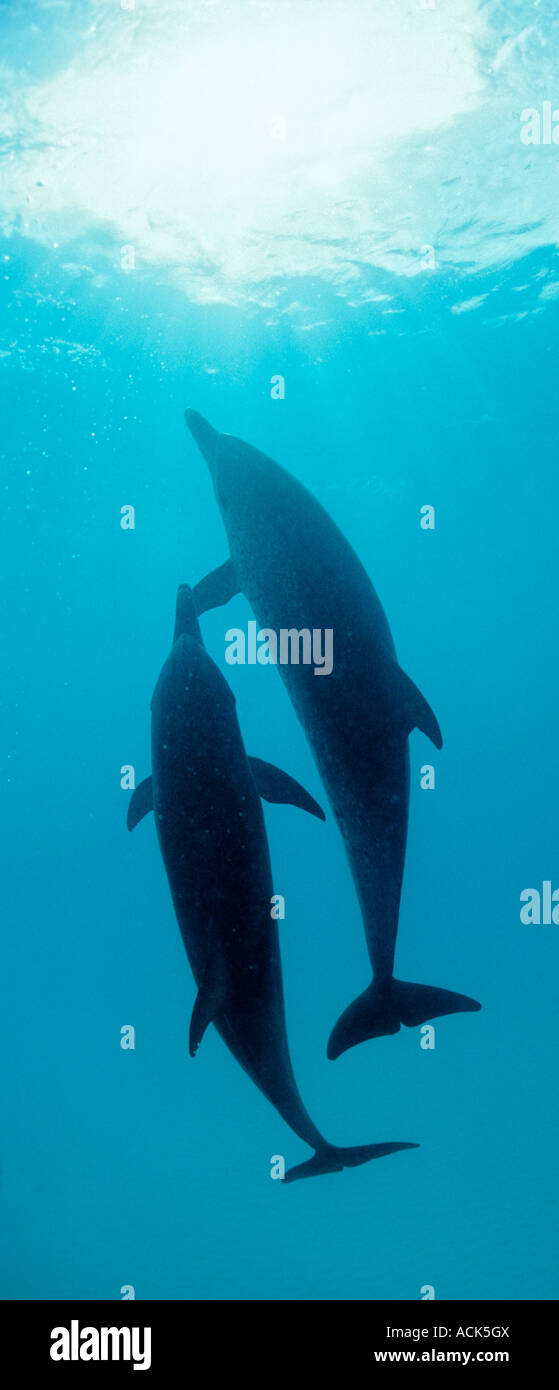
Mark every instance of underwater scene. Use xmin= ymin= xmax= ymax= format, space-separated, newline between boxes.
xmin=2 ymin=0 xmax=558 ymax=1302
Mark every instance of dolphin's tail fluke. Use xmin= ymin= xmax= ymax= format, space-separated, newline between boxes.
xmin=283 ymin=1140 xmax=417 ymax=1184
xmin=327 ymin=978 xmax=481 ymax=1060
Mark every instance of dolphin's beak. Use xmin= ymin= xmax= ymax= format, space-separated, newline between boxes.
xmin=184 ymin=409 xmax=219 ymax=473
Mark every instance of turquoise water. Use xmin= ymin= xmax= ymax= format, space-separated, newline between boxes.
xmin=2 ymin=0 xmax=558 ymax=1301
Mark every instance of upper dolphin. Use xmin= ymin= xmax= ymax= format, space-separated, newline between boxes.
xmin=127 ymin=584 xmax=416 ymax=1180
xmin=184 ymin=410 xmax=481 ymax=1059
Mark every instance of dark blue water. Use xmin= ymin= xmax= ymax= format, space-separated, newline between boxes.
xmin=2 ymin=0 xmax=558 ymax=1301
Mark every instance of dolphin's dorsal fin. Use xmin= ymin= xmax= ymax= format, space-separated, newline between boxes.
xmin=248 ymin=757 xmax=325 ymax=821
xmin=126 ymin=776 xmax=153 ymax=830
xmin=189 ymin=941 xmax=230 ymax=1056
xmin=193 ymin=558 xmax=239 ymax=616
xmin=393 ymin=665 xmax=443 ymax=749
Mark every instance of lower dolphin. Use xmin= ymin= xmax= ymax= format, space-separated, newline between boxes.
xmin=184 ymin=410 xmax=481 ymax=1059
xmin=127 ymin=585 xmax=417 ymax=1181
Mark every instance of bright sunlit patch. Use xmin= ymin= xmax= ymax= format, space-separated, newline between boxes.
xmin=451 ymin=295 xmax=489 ymax=314
xmin=0 ymin=0 xmax=558 ymax=305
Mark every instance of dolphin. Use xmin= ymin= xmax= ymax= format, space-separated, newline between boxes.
xmin=127 ymin=584 xmax=417 ymax=1181
xmin=184 ymin=410 xmax=481 ymax=1060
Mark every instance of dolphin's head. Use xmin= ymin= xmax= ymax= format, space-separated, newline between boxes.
xmin=152 ymin=632 xmax=203 ymax=717
xmin=185 ymin=406 xmax=288 ymax=568
xmin=151 ymin=634 xmax=235 ymax=783
xmin=155 ymin=632 xmax=217 ymax=706
xmin=173 ymin=583 xmax=203 ymax=646
xmin=184 ymin=409 xmax=220 ymax=485
xmin=184 ymin=408 xmax=267 ymax=526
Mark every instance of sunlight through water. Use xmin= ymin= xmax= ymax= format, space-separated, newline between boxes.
xmin=1 ymin=0 xmax=558 ymax=305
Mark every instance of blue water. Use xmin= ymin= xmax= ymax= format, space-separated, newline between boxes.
xmin=2 ymin=0 xmax=558 ymax=1301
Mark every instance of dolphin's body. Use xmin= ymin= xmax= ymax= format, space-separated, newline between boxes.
xmin=184 ymin=411 xmax=481 ymax=1059
xmin=127 ymin=586 xmax=416 ymax=1180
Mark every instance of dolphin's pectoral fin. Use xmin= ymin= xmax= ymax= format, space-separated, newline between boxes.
xmin=126 ymin=776 xmax=153 ymax=831
xmin=393 ymin=664 xmax=443 ymax=749
xmin=189 ymin=949 xmax=230 ymax=1057
xmin=248 ymin=757 xmax=326 ymax=821
xmin=192 ymin=558 xmax=239 ymax=617
xmin=189 ymin=988 xmax=223 ymax=1056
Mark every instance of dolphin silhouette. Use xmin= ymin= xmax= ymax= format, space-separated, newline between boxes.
xmin=184 ymin=410 xmax=481 ymax=1059
xmin=127 ymin=584 xmax=416 ymax=1180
